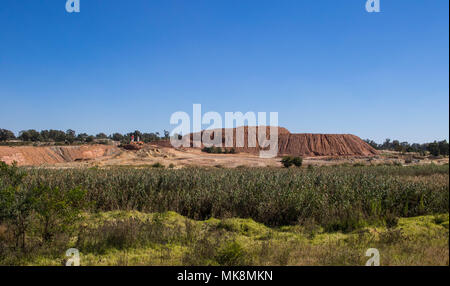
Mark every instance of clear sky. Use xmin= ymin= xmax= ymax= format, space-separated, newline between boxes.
xmin=0 ymin=0 xmax=448 ymax=143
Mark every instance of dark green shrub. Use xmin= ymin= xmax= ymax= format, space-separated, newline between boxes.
xmin=292 ymin=157 xmax=303 ymax=167
xmin=281 ymin=156 xmax=293 ymax=168
xmin=202 ymin=147 xmax=209 ymax=153
xmin=201 ymin=146 xmax=236 ymax=154
xmin=151 ymin=162 xmax=164 ymax=168
xmin=281 ymin=156 xmax=302 ymax=168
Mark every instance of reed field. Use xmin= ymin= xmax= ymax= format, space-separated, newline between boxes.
xmin=0 ymin=162 xmax=448 ymax=265
xmin=22 ymin=164 xmax=449 ymax=227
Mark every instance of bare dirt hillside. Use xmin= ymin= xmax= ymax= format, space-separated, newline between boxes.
xmin=279 ymin=133 xmax=378 ymax=156
xmin=187 ymin=126 xmax=378 ymax=156
xmin=0 ymin=145 xmax=119 ymax=166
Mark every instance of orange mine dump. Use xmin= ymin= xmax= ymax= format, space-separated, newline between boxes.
xmin=278 ymin=133 xmax=378 ymax=157
xmin=188 ymin=126 xmax=378 ymax=156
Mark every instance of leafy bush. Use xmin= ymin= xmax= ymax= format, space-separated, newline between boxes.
xmin=202 ymin=146 xmax=219 ymax=153
xmin=281 ymin=156 xmax=302 ymax=168
xmin=0 ymin=162 xmax=86 ymax=250
xmin=281 ymin=157 xmax=293 ymax=168
xmin=32 ymin=185 xmax=87 ymax=242
xmin=291 ymin=157 xmax=303 ymax=167
xmin=151 ymin=162 xmax=164 ymax=168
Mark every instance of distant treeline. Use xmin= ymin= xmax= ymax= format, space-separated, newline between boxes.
xmin=364 ymin=138 xmax=449 ymax=156
xmin=0 ymin=128 xmax=170 ymax=144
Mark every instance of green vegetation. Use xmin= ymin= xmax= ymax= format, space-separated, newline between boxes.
xmin=0 ymin=162 xmax=448 ymax=265
xmin=151 ymin=162 xmax=165 ymax=169
xmin=0 ymin=129 xmax=16 ymax=141
xmin=201 ymin=146 xmax=236 ymax=154
xmin=281 ymin=156 xmax=303 ymax=168
xmin=12 ymin=164 xmax=450 ymax=227
xmin=365 ymin=138 xmax=449 ymax=156
xmin=0 ymin=128 xmax=171 ymax=144
xmin=0 ymin=162 xmax=87 ymax=253
xmin=1 ymin=210 xmax=448 ymax=266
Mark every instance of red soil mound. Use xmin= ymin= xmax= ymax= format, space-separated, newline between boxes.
xmin=278 ymin=133 xmax=378 ymax=157
xmin=187 ymin=126 xmax=378 ymax=157
xmin=0 ymin=145 xmax=118 ymax=166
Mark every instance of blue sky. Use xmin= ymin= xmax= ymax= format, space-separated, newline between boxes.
xmin=0 ymin=0 xmax=448 ymax=143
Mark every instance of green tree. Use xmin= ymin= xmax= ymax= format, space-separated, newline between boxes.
xmin=40 ymin=130 xmax=50 ymax=141
xmin=392 ymin=140 xmax=402 ymax=152
xmin=111 ymin=133 xmax=124 ymax=142
xmin=438 ymin=140 xmax=449 ymax=156
xmin=77 ymin=133 xmax=89 ymax=142
xmin=66 ymin=129 xmax=76 ymax=143
xmin=427 ymin=141 xmax=440 ymax=156
xmin=19 ymin=129 xmax=41 ymax=142
xmin=381 ymin=138 xmax=392 ymax=150
xmin=0 ymin=162 xmax=34 ymax=249
xmin=96 ymin=133 xmax=108 ymax=139
xmin=33 ymin=185 xmax=86 ymax=242
xmin=164 ymin=130 xmax=170 ymax=140
xmin=0 ymin=162 xmax=87 ymax=249
xmin=364 ymin=139 xmax=379 ymax=149
xmin=0 ymin=129 xmax=15 ymax=141
xmin=48 ymin=130 xmax=66 ymax=142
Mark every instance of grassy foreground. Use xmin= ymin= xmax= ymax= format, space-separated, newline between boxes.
xmin=7 ymin=211 xmax=449 ymax=266
xmin=1 ymin=163 xmax=448 ymax=265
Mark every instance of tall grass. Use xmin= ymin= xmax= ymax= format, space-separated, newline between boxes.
xmin=20 ymin=165 xmax=449 ymax=228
